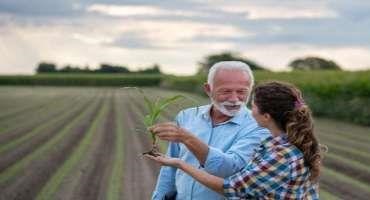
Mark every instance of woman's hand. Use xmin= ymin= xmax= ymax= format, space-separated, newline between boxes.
xmin=144 ymin=153 xmax=183 ymax=168
xmin=146 ymin=153 xmax=225 ymax=195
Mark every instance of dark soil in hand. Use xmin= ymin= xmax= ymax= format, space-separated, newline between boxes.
xmin=142 ymin=144 xmax=161 ymax=157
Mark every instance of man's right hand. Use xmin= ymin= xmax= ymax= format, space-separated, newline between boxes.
xmin=149 ymin=122 xmax=190 ymax=143
xmin=149 ymin=122 xmax=209 ymax=166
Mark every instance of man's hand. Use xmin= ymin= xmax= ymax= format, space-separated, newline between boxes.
xmin=149 ymin=122 xmax=190 ymax=143
xmin=149 ymin=122 xmax=209 ymax=166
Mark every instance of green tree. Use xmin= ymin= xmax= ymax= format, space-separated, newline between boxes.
xmin=96 ymin=64 xmax=130 ymax=73
xmin=197 ymin=51 xmax=265 ymax=74
xmin=137 ymin=64 xmax=162 ymax=74
xmin=289 ymin=57 xmax=341 ymax=70
xmin=59 ymin=65 xmax=89 ymax=73
xmin=36 ymin=62 xmax=57 ymax=73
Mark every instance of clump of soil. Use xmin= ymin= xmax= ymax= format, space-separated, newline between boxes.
xmin=142 ymin=144 xmax=161 ymax=157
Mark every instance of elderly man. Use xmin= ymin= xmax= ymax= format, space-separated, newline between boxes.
xmin=151 ymin=61 xmax=269 ymax=200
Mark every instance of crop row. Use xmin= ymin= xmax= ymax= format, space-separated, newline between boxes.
xmin=0 ymin=87 xmax=369 ymax=199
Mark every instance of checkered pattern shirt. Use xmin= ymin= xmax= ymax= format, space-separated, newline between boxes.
xmin=223 ymin=135 xmax=319 ymax=200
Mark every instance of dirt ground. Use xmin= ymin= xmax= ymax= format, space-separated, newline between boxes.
xmin=0 ymin=98 xmax=103 ymax=200
xmin=121 ymin=97 xmax=161 ymax=200
xmin=1 ymin=88 xmax=369 ymax=200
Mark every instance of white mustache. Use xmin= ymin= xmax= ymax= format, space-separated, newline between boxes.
xmin=220 ymin=101 xmax=243 ymax=107
xmin=211 ymin=98 xmax=244 ymax=117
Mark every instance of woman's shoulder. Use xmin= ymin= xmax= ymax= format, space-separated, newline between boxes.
xmin=268 ymin=137 xmax=304 ymax=162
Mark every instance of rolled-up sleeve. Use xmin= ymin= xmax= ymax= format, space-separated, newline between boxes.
xmin=203 ymin=127 xmax=269 ymax=177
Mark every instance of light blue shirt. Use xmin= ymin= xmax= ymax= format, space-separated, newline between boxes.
xmin=152 ymin=104 xmax=269 ymax=200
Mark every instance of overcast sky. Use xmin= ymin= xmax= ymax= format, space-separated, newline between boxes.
xmin=1 ymin=0 xmax=370 ymax=75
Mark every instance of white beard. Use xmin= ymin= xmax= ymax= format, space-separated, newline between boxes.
xmin=211 ymin=99 xmax=244 ymax=117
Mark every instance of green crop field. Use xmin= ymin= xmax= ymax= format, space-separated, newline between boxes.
xmin=163 ymin=70 xmax=370 ymax=126
xmin=0 ymin=87 xmax=369 ymax=200
xmin=1 ymin=70 xmax=369 ymax=125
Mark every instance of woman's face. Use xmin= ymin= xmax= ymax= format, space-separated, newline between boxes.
xmin=251 ymin=100 xmax=268 ymax=127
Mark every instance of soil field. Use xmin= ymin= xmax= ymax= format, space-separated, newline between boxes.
xmin=0 ymin=87 xmax=369 ymax=200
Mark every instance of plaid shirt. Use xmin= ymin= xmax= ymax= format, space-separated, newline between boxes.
xmin=223 ymin=135 xmax=319 ymax=200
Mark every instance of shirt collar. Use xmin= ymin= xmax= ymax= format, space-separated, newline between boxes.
xmin=262 ymin=134 xmax=288 ymax=148
xmin=201 ymin=104 xmax=249 ymax=126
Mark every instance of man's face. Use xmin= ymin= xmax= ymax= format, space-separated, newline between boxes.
xmin=208 ymin=69 xmax=251 ymax=116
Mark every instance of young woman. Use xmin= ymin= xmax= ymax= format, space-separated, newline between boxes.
xmin=146 ymin=81 xmax=324 ymax=199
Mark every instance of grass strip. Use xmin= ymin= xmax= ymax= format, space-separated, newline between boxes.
xmin=0 ymin=95 xmax=99 ymax=184
xmin=0 ymin=97 xmax=87 ymax=154
xmin=315 ymin=119 xmax=370 ymax=143
xmin=322 ymin=141 xmax=370 ymax=166
xmin=0 ymin=94 xmax=66 ymax=127
xmin=325 ymin=153 xmax=370 ymax=175
xmin=106 ymin=92 xmax=125 ymax=200
xmin=318 ymin=133 xmax=370 ymax=153
xmin=0 ymin=95 xmax=79 ymax=135
xmin=322 ymin=167 xmax=370 ymax=193
xmin=319 ymin=189 xmax=338 ymax=200
xmin=36 ymin=96 xmax=109 ymax=200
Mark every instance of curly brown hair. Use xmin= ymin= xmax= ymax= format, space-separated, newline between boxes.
xmin=253 ymin=81 xmax=323 ymax=182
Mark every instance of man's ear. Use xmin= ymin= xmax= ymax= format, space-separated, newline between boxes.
xmin=203 ymin=83 xmax=211 ymax=97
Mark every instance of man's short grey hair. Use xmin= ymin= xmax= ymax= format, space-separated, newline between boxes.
xmin=207 ymin=61 xmax=255 ymax=103
xmin=207 ymin=61 xmax=255 ymax=90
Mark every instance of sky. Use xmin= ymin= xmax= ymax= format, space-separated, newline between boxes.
xmin=1 ymin=0 xmax=370 ymax=75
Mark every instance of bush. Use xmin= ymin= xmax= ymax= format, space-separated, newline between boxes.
xmin=161 ymin=75 xmax=206 ymax=94
xmin=0 ymin=74 xmax=163 ymax=87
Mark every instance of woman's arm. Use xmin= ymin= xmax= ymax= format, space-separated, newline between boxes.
xmin=145 ymin=154 xmax=224 ymax=195
xmin=178 ymin=159 xmax=224 ymax=194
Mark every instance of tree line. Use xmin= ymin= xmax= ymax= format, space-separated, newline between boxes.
xmin=197 ymin=52 xmax=341 ymax=74
xmin=36 ymin=52 xmax=341 ymax=74
xmin=36 ymin=63 xmax=162 ymax=74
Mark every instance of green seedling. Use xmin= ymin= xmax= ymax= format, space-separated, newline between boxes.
xmin=141 ymin=94 xmax=185 ymax=157
xmin=121 ymin=87 xmax=195 ymax=157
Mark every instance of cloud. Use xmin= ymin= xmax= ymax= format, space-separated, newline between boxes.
xmin=198 ymin=0 xmax=337 ymax=20
xmin=218 ymin=4 xmax=337 ymax=20
xmin=1 ymin=0 xmax=370 ymax=75
xmin=72 ymin=33 xmax=114 ymax=45
xmin=86 ymin=4 xmax=207 ymax=18
xmin=87 ymin=4 xmax=163 ymax=17
xmin=104 ymin=19 xmax=246 ymax=50
xmin=0 ymin=0 xmax=83 ymax=16
xmin=329 ymin=0 xmax=370 ymax=21
xmin=110 ymin=31 xmax=159 ymax=49
xmin=237 ymin=44 xmax=370 ymax=71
